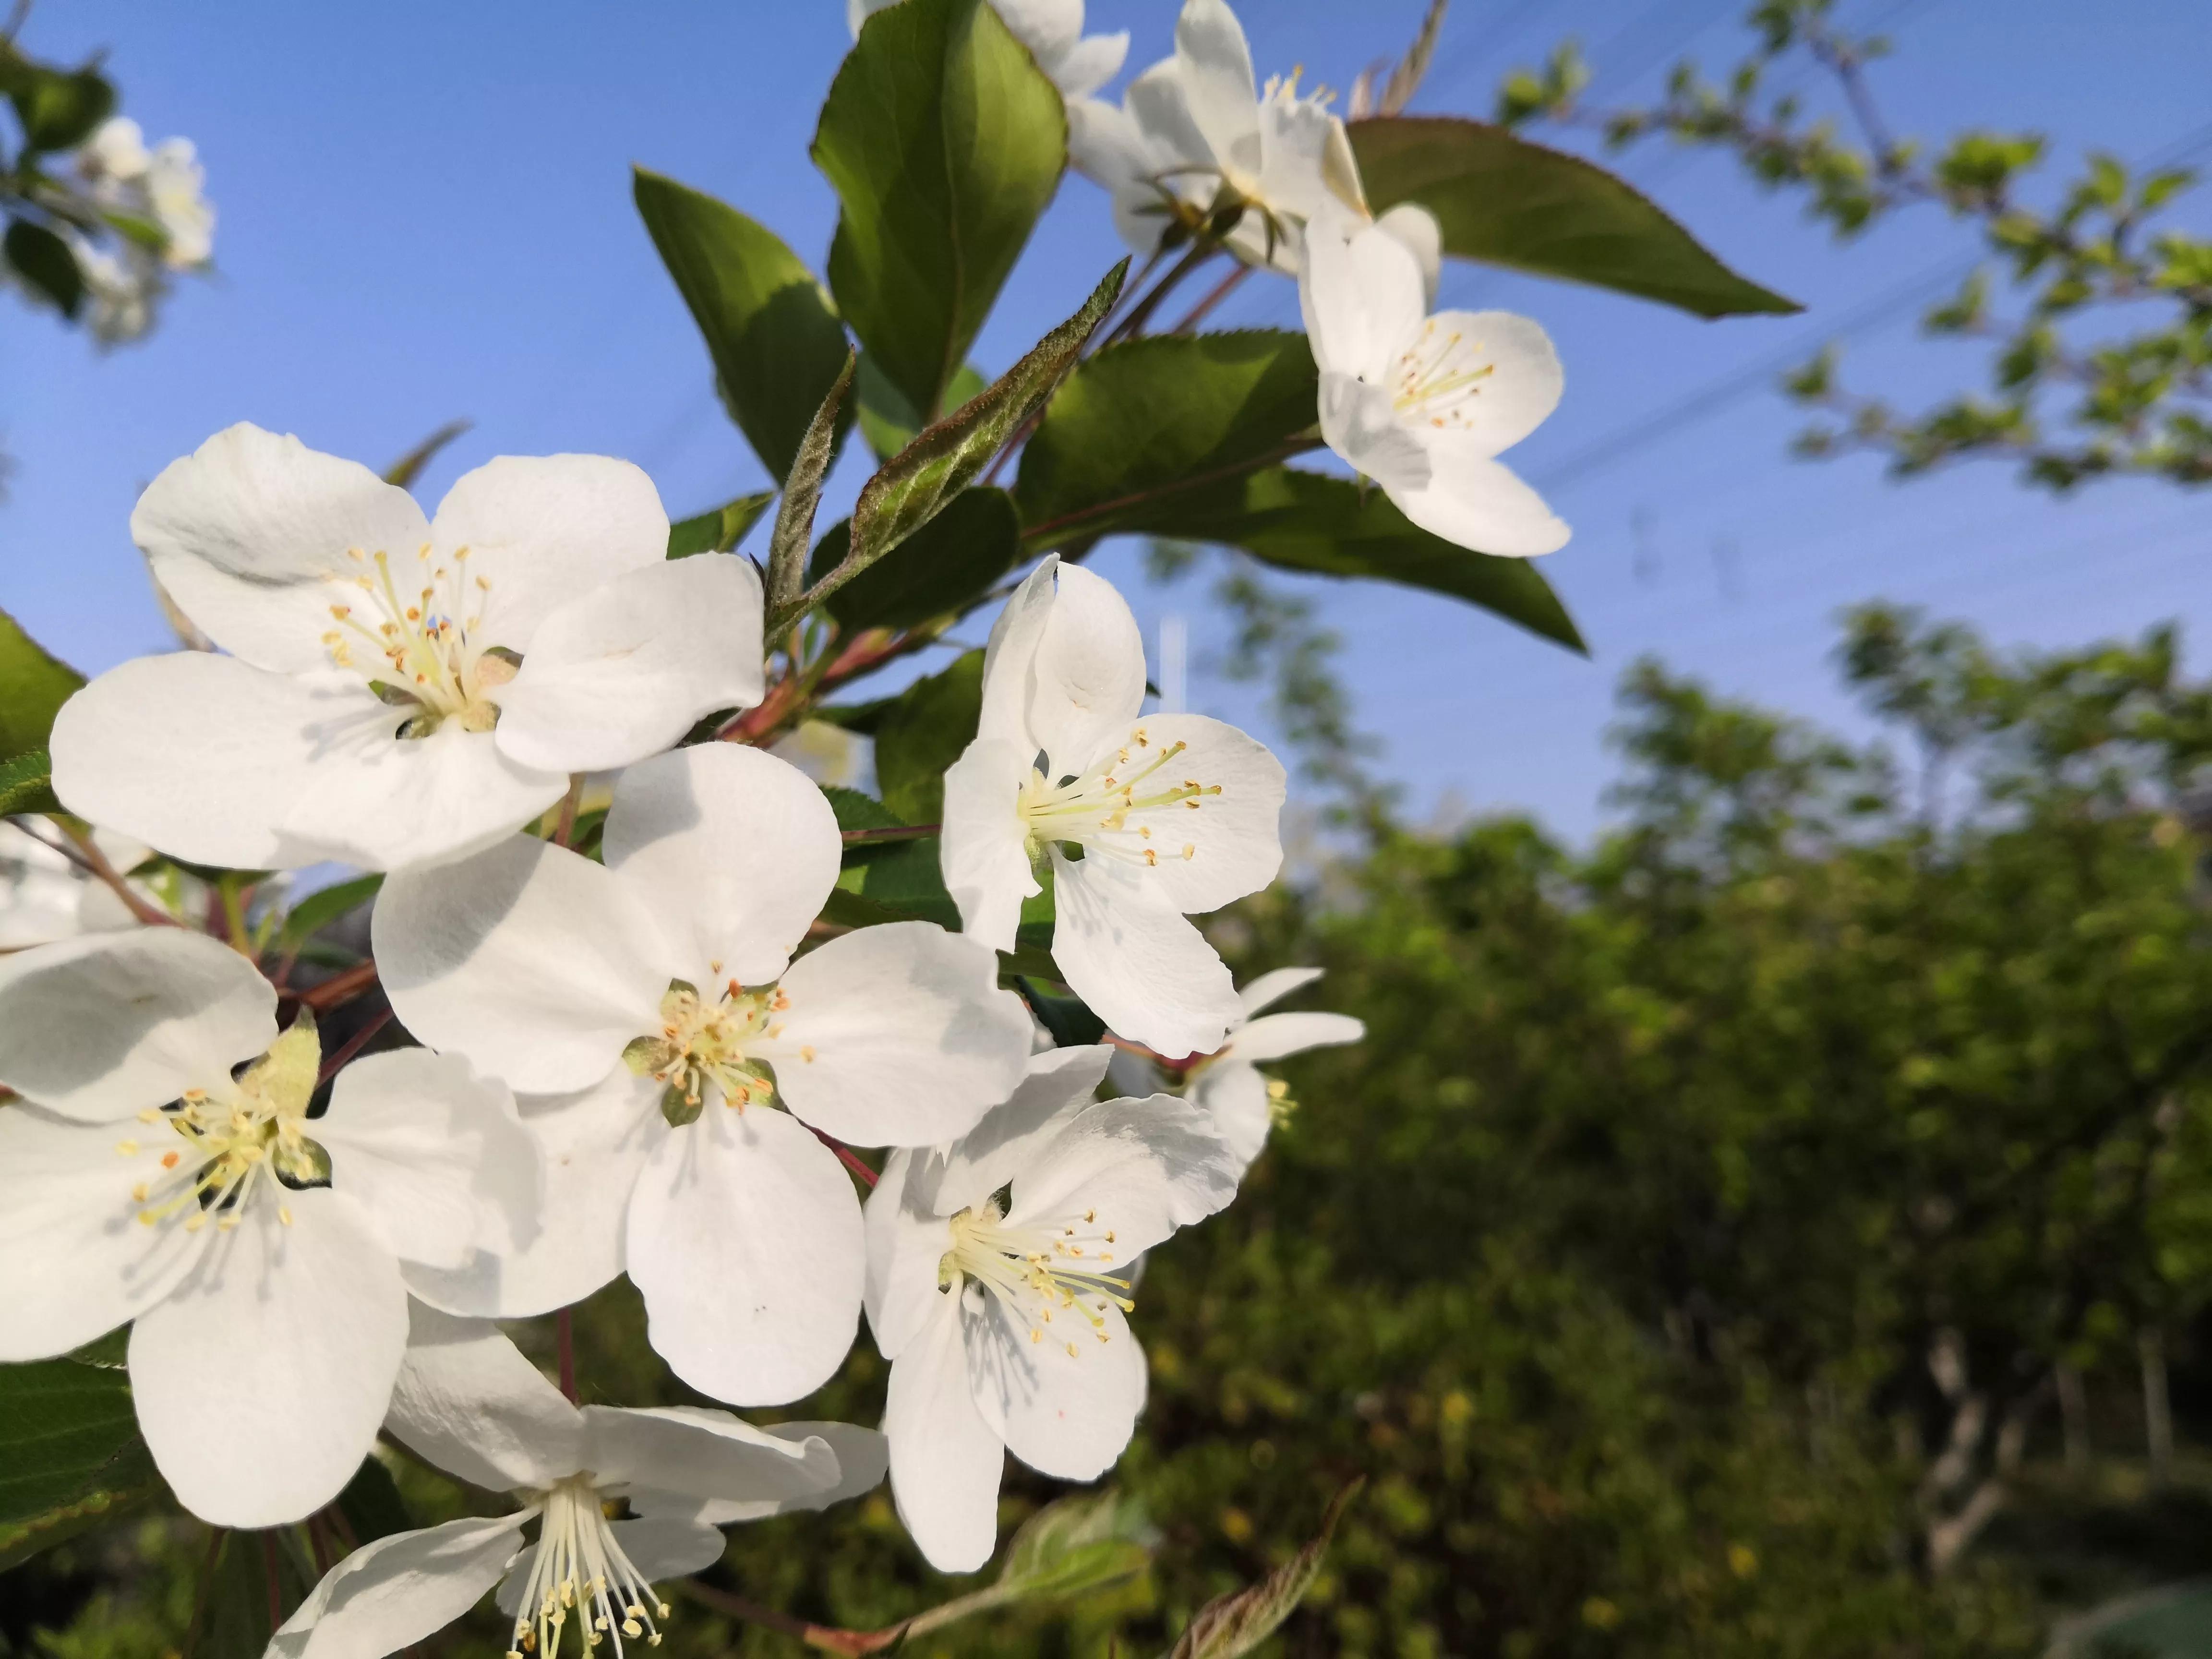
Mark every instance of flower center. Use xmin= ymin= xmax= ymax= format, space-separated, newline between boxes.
xmin=1016 ymin=725 xmax=1219 ymax=871
xmin=127 ymin=1012 xmax=325 ymax=1235
xmin=941 ymin=1200 xmax=1132 ymax=1359
xmin=321 ymin=543 xmax=515 ymax=738
xmin=509 ymin=1473 xmax=669 ymax=1659
xmin=623 ymin=975 xmax=803 ymax=1127
xmin=1391 ymin=318 xmax=1497 ymax=429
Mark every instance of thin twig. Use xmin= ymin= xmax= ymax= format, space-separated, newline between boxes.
xmin=839 ymin=823 xmax=941 ymax=846
xmin=182 ymin=1527 xmax=227 ymax=1659
xmin=1170 ymin=264 xmax=1252 ymax=334
xmin=296 ymin=962 xmax=379 ymax=1012
xmin=810 ymin=1126 xmax=880 ymax=1190
xmin=678 ymin=1580 xmax=909 ymax=1655
xmin=14 ymin=818 xmax=178 ymax=929
xmin=1099 ymin=243 xmax=1222 ymax=349
xmin=553 ymin=775 xmax=585 ymax=848
xmin=316 ymin=1006 xmax=392 ymax=1085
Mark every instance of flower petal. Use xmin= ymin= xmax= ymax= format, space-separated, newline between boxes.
xmin=678 ymin=1420 xmax=890 ymax=1524
xmin=130 ymin=1188 xmax=408 ymax=1527
xmin=886 ymin=1293 xmax=1004 ymax=1573
xmin=969 ymin=1291 xmax=1144 ymax=1481
xmin=1191 ymin=1059 xmax=1272 ymax=1171
xmin=625 ymin=1105 xmax=863 ymax=1406
xmin=494 ymin=554 xmax=766 ymax=775
xmin=583 ymin=1404 xmax=839 ymax=1507
xmin=940 ymin=737 xmax=1037 ymax=953
xmin=1375 ymin=203 xmax=1442 ymax=308
xmin=268 ymin=1514 xmax=527 ymax=1659
xmin=385 ymin=1302 xmax=584 ymax=1494
xmin=1050 ymin=852 xmax=1238 ymax=1056
xmin=607 ymin=1516 xmax=727 ymax=1582
xmin=1172 ymin=0 xmax=1261 ymax=183
xmin=375 ymin=835 xmax=669 ymax=1095
xmin=317 ymin=1050 xmax=541 ymax=1272
xmin=975 ymin=556 xmax=1058 ymax=750
xmin=1112 ymin=712 xmax=1284 ymax=915
xmin=0 ymin=1105 xmax=203 ymax=1359
xmin=1234 ymin=965 xmax=1323 ymax=1020
xmin=1051 ymin=29 xmax=1129 ymax=100
xmin=1299 ymin=199 xmax=1424 ymax=382
xmin=601 ymin=744 xmax=842 ymax=987
xmin=934 ymin=1045 xmax=1115 ymax=1217
xmin=1225 ymin=1010 xmax=1364 ymax=1065
xmin=1027 ymin=565 xmax=1147 ymax=776
xmin=763 ymin=923 xmax=1030 ymax=1147
xmin=131 ymin=423 xmax=432 ymax=675
xmin=1388 ymin=444 xmax=1570 ymax=558
xmin=0 ymin=928 xmax=274 ymax=1121
xmin=1318 ymin=372 xmax=1433 ymax=496
xmin=864 ymin=1149 xmax=954 ymax=1361
xmin=1416 ymin=308 xmax=1563 ymax=457
xmin=1006 ymin=1093 xmax=1239 ymax=1259
xmin=427 ymin=455 xmax=669 ymax=651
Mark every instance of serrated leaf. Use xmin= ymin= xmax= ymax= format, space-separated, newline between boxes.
xmin=0 ymin=604 xmax=86 ymax=758
xmin=768 ymin=352 xmax=858 ymax=616
xmin=3 ymin=219 xmax=84 ymax=321
xmin=796 ymin=261 xmax=1124 ymax=632
xmin=0 ymin=1352 xmax=162 ymax=1569
xmin=906 ymin=1490 xmax=1155 ymax=1639
xmin=860 ymin=355 xmax=989 ymax=462
xmin=382 ymin=419 xmax=471 ymax=489
xmin=1015 ymin=331 xmax=1321 ymax=549
xmin=808 ymin=487 xmax=1023 ymax=635
xmin=814 ymin=0 xmax=1067 ymax=420
xmin=1349 ymin=116 xmax=1799 ymax=319
xmin=872 ymin=649 xmax=984 ymax=826
xmin=276 ymin=873 xmax=384 ymax=955
xmin=839 ymin=837 xmax=962 ymax=928
xmin=634 ymin=167 xmax=854 ymax=480
xmin=0 ymin=748 xmax=60 ymax=815
xmin=822 ymin=785 xmax=906 ymax=832
xmin=1167 ymin=1480 xmax=1360 ymax=1659
xmin=668 ymin=490 xmax=774 ymax=558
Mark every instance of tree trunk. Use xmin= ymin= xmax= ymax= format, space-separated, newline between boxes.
xmin=2056 ymin=1361 xmax=2091 ymax=1478
xmin=2141 ymin=1327 xmax=2173 ymax=1491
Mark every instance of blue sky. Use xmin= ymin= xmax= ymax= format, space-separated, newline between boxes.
xmin=5 ymin=0 xmax=2209 ymax=840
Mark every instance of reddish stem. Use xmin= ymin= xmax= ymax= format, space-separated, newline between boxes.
xmin=296 ymin=962 xmax=379 ymax=1012
xmin=317 ymin=1007 xmax=393 ymax=1085
xmin=840 ymin=822 xmax=940 ymax=845
xmin=810 ymin=1126 xmax=880 ymax=1189
xmin=680 ymin=1581 xmax=908 ymax=1655
xmin=1170 ymin=263 xmax=1252 ymax=334
xmin=263 ymin=1532 xmax=282 ymax=1632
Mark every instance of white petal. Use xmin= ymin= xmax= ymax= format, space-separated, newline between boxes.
xmin=51 ymin=656 xmax=370 ymax=872
xmin=583 ymin=1404 xmax=839 ymax=1505
xmin=0 ymin=1105 xmax=202 ymax=1359
xmin=763 ymin=923 xmax=1030 ymax=1147
xmin=1388 ymin=443 xmax=1571 ymax=558
xmin=601 ymin=744 xmax=842 ymax=987
xmin=1375 ymin=203 xmax=1442 ymax=307
xmin=1028 ymin=565 xmax=1146 ymax=776
xmin=427 ymin=455 xmax=669 ymax=651
xmin=1254 ymin=93 xmax=1340 ymax=226
xmin=0 ymin=928 xmax=274 ymax=1120
xmin=1318 ymin=372 xmax=1433 ymax=497
xmin=1191 ymin=1059 xmax=1272 ymax=1170
xmin=680 ymin=1420 xmax=890 ymax=1524
xmin=1006 ymin=1093 xmax=1239 ymax=1259
xmin=1110 ymin=712 xmax=1284 ymax=915
xmin=969 ymin=1291 xmax=1144 ymax=1481
xmin=374 ymin=836 xmax=669 ymax=1095
xmin=988 ymin=0 xmax=1080 ymax=62
xmin=129 ymin=1188 xmax=408 ymax=1527
xmin=1225 ymin=1010 xmax=1364 ymax=1064
xmin=400 ymin=1075 xmax=661 ymax=1319
xmin=494 ymin=554 xmax=766 ymax=775
xmin=317 ymin=1049 xmax=541 ymax=1272
xmin=385 ymin=1302 xmax=584 ymax=1494
xmin=625 ymin=1105 xmax=863 ymax=1406
xmin=1234 ymin=965 xmax=1324 ymax=1020
xmin=1299 ymin=201 xmax=1424 ymax=382
xmin=1050 ymin=853 xmax=1238 ymax=1057
xmin=1051 ymin=29 xmax=1129 ymax=100
xmin=940 ymin=737 xmax=1037 ymax=953
xmin=934 ymin=1045 xmax=1115 ymax=1217
xmin=1415 ymin=309 xmax=1564 ymax=457
xmin=608 ymin=1516 xmax=727 ymax=1582
xmin=975 ymin=557 xmax=1058 ymax=749
xmin=886 ymin=1294 xmax=1004 ymax=1573
xmin=864 ymin=1149 xmax=954 ymax=1362
xmin=1172 ymin=0 xmax=1260 ymax=182
xmin=131 ymin=424 xmax=432 ymax=675
xmin=268 ymin=1515 xmax=526 ymax=1659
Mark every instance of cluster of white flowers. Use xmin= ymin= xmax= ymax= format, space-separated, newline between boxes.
xmin=0 ymin=392 xmax=1364 ymax=1646
xmin=53 ymin=115 xmax=218 ymax=343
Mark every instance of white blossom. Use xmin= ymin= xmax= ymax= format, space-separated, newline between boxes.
xmin=940 ymin=557 xmax=1285 ymax=1057
xmin=52 ymin=424 xmax=766 ymax=872
xmin=0 ymin=928 xmax=539 ymax=1527
xmin=373 ymin=742 xmax=1034 ymax=1405
xmin=0 ymin=825 xmax=154 ymax=947
xmin=77 ymin=116 xmax=216 ymax=269
xmin=865 ymin=1046 xmax=1238 ymax=1571
xmin=269 ymin=1303 xmax=885 ymax=1659
xmin=849 ymin=0 xmax=1127 ymax=102
xmin=1068 ymin=0 xmax=1364 ymax=275
xmin=1299 ymin=198 xmax=1570 ymax=556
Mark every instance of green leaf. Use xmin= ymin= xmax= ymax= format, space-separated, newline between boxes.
xmin=768 ymin=352 xmax=859 ymax=617
xmin=276 ymin=874 xmax=385 ymax=955
xmin=204 ymin=1527 xmax=321 ymax=1659
xmin=0 ymin=749 xmax=60 ymax=815
xmin=0 ymin=1351 xmax=162 ymax=1570
xmin=668 ymin=490 xmax=775 ymax=558
xmin=0 ymin=46 xmax=116 ymax=152
xmin=1022 ymin=977 xmax=1105 ymax=1048
xmin=905 ymin=1490 xmax=1155 ymax=1639
xmin=797 ymin=260 xmax=1125 ymax=632
xmin=1123 ymin=467 xmax=1586 ymax=652
xmin=4 ymin=219 xmax=85 ymax=320
xmin=1014 ymin=330 xmax=1321 ymax=548
xmin=822 ymin=785 xmax=906 ymax=831
xmin=873 ymin=649 xmax=984 ymax=825
xmin=633 ymin=167 xmax=854 ymax=480
xmin=859 ymin=355 xmax=990 ymax=461
xmin=838 ymin=837 xmax=962 ymax=929
xmin=1167 ymin=1479 xmax=1361 ymax=1659
xmin=812 ymin=695 xmax=902 ymax=736
xmin=808 ymin=487 xmax=1023 ymax=635
xmin=813 ymin=0 xmax=1067 ymax=419
xmin=335 ymin=1454 xmax=412 ymax=1545
xmin=0 ymin=604 xmax=86 ymax=758
xmin=1348 ymin=116 xmax=1800 ymax=319
xmin=382 ymin=419 xmax=471 ymax=489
